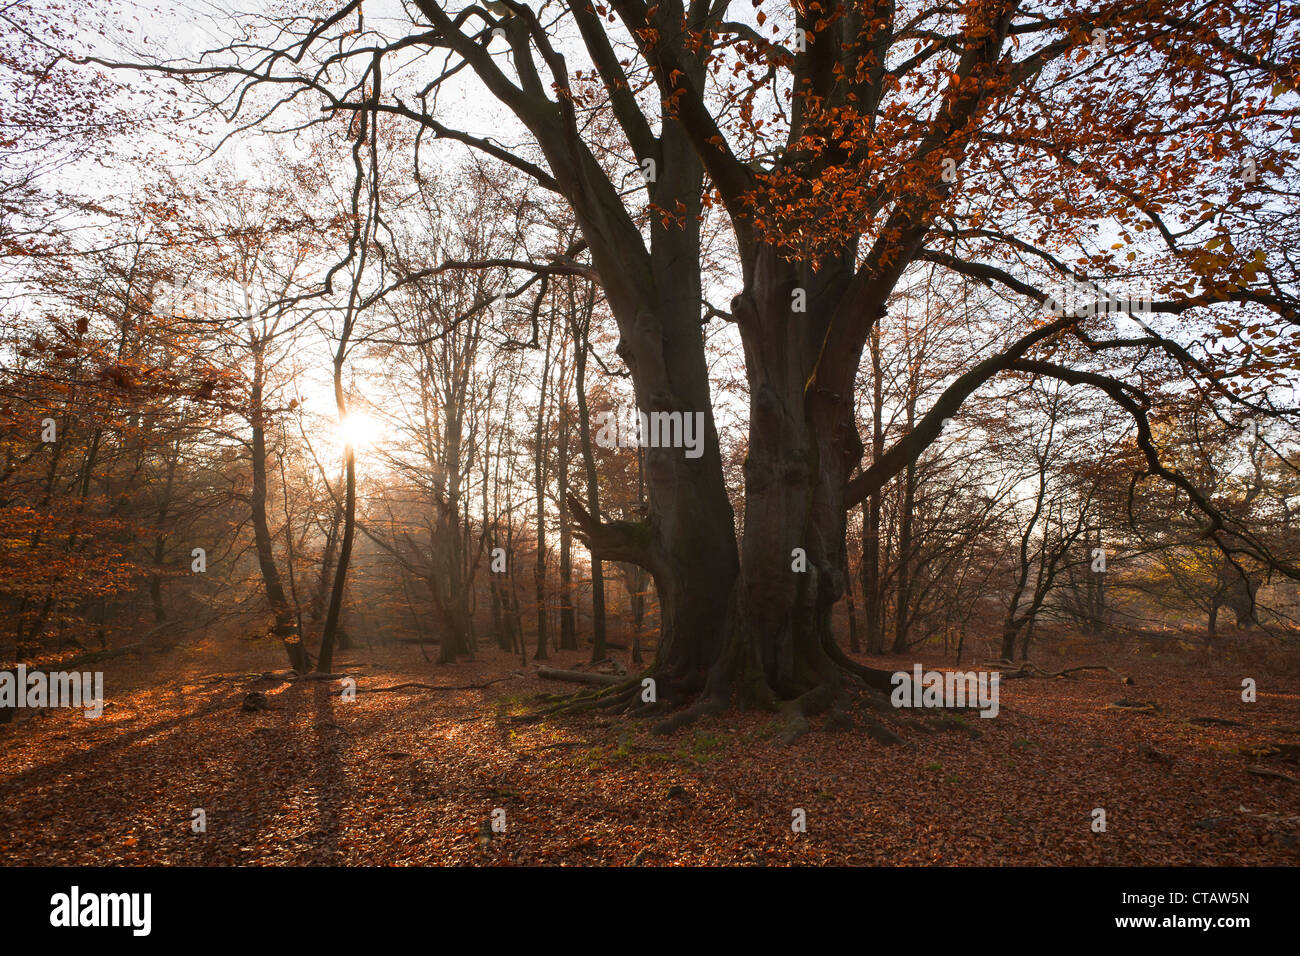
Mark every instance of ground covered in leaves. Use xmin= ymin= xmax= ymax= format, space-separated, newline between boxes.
xmin=1 ymin=635 xmax=1297 ymax=865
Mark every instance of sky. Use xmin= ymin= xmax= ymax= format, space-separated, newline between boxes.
xmin=13 ymin=0 xmax=1295 ymax=509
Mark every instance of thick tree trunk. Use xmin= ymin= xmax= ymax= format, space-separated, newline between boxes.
xmin=566 ymin=132 xmax=738 ymax=699
xmin=1000 ymin=593 xmax=1026 ymax=661
xmin=432 ymin=502 xmax=475 ymax=663
xmin=435 ymin=427 xmax=474 ymax=662
xmin=149 ymin=536 xmax=167 ymax=624
xmin=675 ymin=249 xmax=893 ymax=717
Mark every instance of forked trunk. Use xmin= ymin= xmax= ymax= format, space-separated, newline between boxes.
xmin=690 ymin=250 xmax=893 ymax=714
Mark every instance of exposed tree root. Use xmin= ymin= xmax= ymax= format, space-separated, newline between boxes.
xmin=515 ymin=677 xmax=642 ymax=722
xmin=866 ymin=722 xmax=907 ymax=746
xmin=820 ymin=634 xmax=899 ymax=695
xmin=775 ymin=684 xmax=838 ymax=743
xmin=651 ymin=693 xmax=727 ymax=735
xmin=625 ymin=699 xmax=669 ymax=719
xmin=518 ymin=622 xmax=995 ymax=739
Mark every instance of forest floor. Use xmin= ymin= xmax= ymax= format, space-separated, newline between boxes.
xmin=1 ymin=633 xmax=1298 ymax=866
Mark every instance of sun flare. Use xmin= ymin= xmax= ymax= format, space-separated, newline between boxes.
xmin=338 ymin=411 xmax=383 ymax=450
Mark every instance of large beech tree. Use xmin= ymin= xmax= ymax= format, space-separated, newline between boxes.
xmin=99 ymin=0 xmax=1300 ymax=724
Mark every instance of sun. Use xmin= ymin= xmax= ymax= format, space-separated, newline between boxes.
xmin=338 ymin=410 xmax=384 ymax=450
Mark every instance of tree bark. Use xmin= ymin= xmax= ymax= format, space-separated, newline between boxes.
xmin=565 ymin=122 xmax=739 ymax=700
xmin=558 ymin=406 xmax=578 ymax=650
xmin=572 ymin=291 xmax=607 ymax=661
xmin=249 ymin=347 xmax=307 ymax=671
xmin=533 ymin=309 xmax=556 ymax=661
xmin=863 ymin=326 xmax=885 ymax=654
xmin=892 ymin=457 xmax=917 ymax=655
xmin=678 ymin=248 xmax=895 ymax=717
xmin=150 ymin=435 xmax=180 ymax=624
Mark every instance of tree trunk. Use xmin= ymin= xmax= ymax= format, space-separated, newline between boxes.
xmin=1225 ymin=571 xmax=1259 ymax=628
xmin=999 ymin=623 xmax=1019 ymax=662
xmin=316 ymin=441 xmax=354 ymax=673
xmin=432 ymin=501 xmax=474 ymax=663
xmin=558 ymin=408 xmax=578 ymax=650
xmin=316 ymin=356 xmax=357 ymax=674
xmin=863 ymin=327 xmax=885 ymax=654
xmin=677 ymin=249 xmax=893 ymax=716
xmin=521 ymin=101 xmax=740 ymax=705
xmin=310 ymin=502 xmax=342 ymax=625
xmin=573 ymin=300 xmax=608 ymax=662
xmin=1017 ymin=618 xmax=1035 ymax=660
xmin=891 ymin=457 xmax=917 ymax=655
xmin=533 ymin=354 xmax=552 ymax=662
xmin=845 ymin=565 xmax=859 ymax=653
xmin=249 ymin=349 xmax=307 ymax=672
xmin=150 ymin=436 xmax=179 ymax=624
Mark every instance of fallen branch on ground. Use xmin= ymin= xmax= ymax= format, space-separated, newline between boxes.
xmin=350 ymin=674 xmax=521 ymax=695
xmin=535 ymin=666 xmax=625 ymax=687
xmin=289 ymin=671 xmax=356 ymax=682
xmin=987 ymin=660 xmax=1133 ymax=684
xmin=41 ymin=642 xmax=147 ymax=671
xmin=1263 ymin=742 xmax=1300 ymax=762
xmin=1246 ymin=766 xmax=1299 ymax=785
xmin=1106 ymin=698 xmax=1161 ymax=713
xmin=1187 ymin=715 xmax=1244 ymax=727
